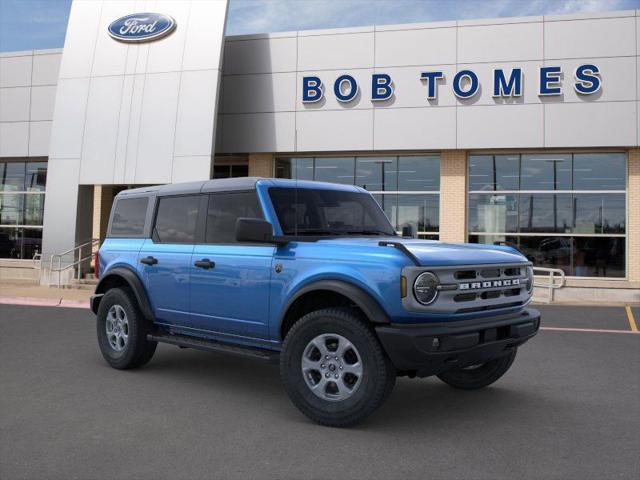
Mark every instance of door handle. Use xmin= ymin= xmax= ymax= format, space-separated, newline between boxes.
xmin=194 ymin=259 xmax=215 ymax=269
xmin=140 ymin=256 xmax=158 ymax=266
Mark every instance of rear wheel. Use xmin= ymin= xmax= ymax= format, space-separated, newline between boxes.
xmin=96 ymin=287 xmax=157 ymax=369
xmin=280 ymin=308 xmax=395 ymax=427
xmin=436 ymin=348 xmax=517 ymax=390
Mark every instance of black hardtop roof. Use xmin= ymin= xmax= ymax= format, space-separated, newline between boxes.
xmin=116 ymin=177 xmax=264 ymax=198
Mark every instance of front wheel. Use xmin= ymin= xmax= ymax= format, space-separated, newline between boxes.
xmin=436 ymin=348 xmax=517 ymax=390
xmin=280 ymin=308 xmax=396 ymax=427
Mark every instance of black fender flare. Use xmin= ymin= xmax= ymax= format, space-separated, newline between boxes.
xmin=280 ymin=279 xmax=391 ymax=327
xmin=93 ymin=267 xmax=155 ymax=321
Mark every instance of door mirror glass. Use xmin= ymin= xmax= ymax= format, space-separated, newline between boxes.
xmin=235 ymin=218 xmax=274 ymax=243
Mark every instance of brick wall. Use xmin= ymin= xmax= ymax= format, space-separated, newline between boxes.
xmin=439 ymin=150 xmax=467 ymax=243
xmin=92 ymin=186 xmax=114 ymax=250
xmin=248 ymin=153 xmax=275 ymax=177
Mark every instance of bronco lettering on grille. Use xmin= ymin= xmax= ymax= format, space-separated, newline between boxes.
xmin=459 ymin=279 xmax=520 ymax=290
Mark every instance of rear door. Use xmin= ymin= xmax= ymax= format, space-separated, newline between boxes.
xmin=190 ymin=191 xmax=274 ymax=341
xmin=139 ymin=194 xmax=202 ymax=328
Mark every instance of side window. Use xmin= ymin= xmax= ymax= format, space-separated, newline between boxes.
xmin=154 ymin=195 xmax=200 ymax=243
xmin=205 ymin=192 xmax=262 ymax=244
xmin=110 ymin=197 xmax=148 ymax=236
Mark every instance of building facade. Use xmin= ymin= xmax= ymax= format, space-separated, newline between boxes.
xmin=0 ymin=1 xmax=638 ymax=301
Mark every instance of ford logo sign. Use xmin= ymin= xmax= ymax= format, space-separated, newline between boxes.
xmin=108 ymin=13 xmax=176 ymax=43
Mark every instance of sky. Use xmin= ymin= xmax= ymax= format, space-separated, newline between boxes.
xmin=0 ymin=0 xmax=639 ymax=52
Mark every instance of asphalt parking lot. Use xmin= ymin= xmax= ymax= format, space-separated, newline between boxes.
xmin=1 ymin=304 xmax=638 ymax=480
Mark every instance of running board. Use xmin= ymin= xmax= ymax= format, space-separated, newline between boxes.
xmin=147 ymin=333 xmax=278 ymax=362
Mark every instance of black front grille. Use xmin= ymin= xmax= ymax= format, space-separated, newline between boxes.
xmin=480 ymin=269 xmax=500 ymax=278
xmin=455 ymin=270 xmax=476 ymax=280
xmin=456 ymin=301 xmax=524 ymax=314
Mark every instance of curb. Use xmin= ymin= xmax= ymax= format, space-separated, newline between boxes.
xmin=0 ymin=296 xmax=89 ymax=309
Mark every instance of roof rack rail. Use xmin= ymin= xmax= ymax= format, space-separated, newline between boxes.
xmin=378 ymin=241 xmax=420 ymax=266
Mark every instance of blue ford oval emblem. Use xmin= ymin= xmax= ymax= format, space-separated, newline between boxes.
xmin=108 ymin=13 xmax=176 ymax=43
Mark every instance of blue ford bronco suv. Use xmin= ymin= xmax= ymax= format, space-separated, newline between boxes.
xmin=91 ymin=177 xmax=539 ymax=426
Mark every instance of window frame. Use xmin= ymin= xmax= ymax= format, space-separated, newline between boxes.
xmin=150 ymin=194 xmax=205 ymax=245
xmin=107 ymin=196 xmax=151 ymax=239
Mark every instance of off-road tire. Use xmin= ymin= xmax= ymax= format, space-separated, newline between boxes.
xmin=96 ymin=287 xmax=157 ymax=369
xmin=436 ymin=348 xmax=517 ymax=390
xmin=280 ymin=308 xmax=396 ymax=427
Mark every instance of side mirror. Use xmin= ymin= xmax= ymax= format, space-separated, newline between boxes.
xmin=236 ymin=218 xmax=275 ymax=244
xmin=401 ymin=224 xmax=414 ymax=238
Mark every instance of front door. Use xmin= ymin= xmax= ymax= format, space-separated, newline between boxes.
xmin=189 ymin=191 xmax=274 ymax=341
xmin=140 ymin=194 xmax=201 ymax=328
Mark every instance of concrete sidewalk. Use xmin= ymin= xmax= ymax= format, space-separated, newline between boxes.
xmin=0 ymin=281 xmax=91 ymax=308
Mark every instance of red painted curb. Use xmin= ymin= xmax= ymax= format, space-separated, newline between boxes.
xmin=0 ymin=296 xmax=89 ymax=309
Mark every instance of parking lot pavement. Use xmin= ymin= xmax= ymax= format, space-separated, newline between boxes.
xmin=537 ymin=304 xmax=638 ymax=331
xmin=1 ymin=304 xmax=638 ymax=480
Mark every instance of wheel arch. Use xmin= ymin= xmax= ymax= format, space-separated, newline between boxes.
xmin=279 ymin=280 xmax=390 ymax=340
xmin=93 ymin=267 xmax=155 ymax=321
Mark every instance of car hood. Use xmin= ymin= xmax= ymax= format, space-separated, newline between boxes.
xmin=314 ymin=237 xmax=528 ymax=267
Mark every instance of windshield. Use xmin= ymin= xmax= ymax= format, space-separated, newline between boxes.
xmin=269 ymin=187 xmax=396 ymax=237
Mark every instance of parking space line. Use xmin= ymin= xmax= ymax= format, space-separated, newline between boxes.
xmin=625 ymin=306 xmax=638 ymax=332
xmin=541 ymin=326 xmax=639 ymax=335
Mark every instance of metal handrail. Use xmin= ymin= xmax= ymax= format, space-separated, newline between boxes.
xmin=48 ymin=238 xmax=100 ymax=288
xmin=32 ymin=252 xmax=42 ymax=269
xmin=532 ymin=267 xmax=566 ymax=303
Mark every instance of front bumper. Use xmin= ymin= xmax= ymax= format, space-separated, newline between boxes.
xmin=375 ymin=308 xmax=540 ymax=377
xmin=90 ymin=294 xmax=103 ymax=315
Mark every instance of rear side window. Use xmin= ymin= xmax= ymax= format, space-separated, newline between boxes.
xmin=205 ymin=192 xmax=262 ymax=243
xmin=110 ymin=197 xmax=148 ymax=236
xmin=154 ymin=195 xmax=200 ymax=243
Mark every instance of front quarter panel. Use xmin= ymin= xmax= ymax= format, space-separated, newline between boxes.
xmin=268 ymin=241 xmax=410 ymax=341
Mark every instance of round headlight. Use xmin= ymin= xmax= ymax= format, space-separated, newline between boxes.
xmin=413 ymin=271 xmax=439 ymax=305
xmin=525 ymin=266 xmax=534 ymax=293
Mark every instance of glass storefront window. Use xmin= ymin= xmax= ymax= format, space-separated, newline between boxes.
xmin=574 ymin=194 xmax=625 ymax=234
xmin=397 ymin=194 xmax=439 ymax=233
xmin=314 ymin=157 xmax=355 ymax=185
xmin=24 ymin=194 xmax=45 ymax=226
xmin=572 ymin=153 xmax=626 ymax=190
xmin=397 ymin=156 xmax=440 ymax=191
xmin=573 ymin=236 xmax=625 ymax=278
xmin=0 ymin=161 xmax=47 ymax=259
xmin=0 ymin=194 xmax=24 ymax=225
xmin=468 ymin=154 xmax=519 ymax=191
xmin=468 ymin=194 xmax=518 ymax=233
xmin=468 ymin=153 xmax=627 ymax=278
xmin=276 ymin=156 xmax=440 ymax=238
xmin=0 ymin=227 xmax=21 ymax=258
xmin=1 ymin=162 xmax=26 ymax=192
xmin=520 ymin=154 xmax=572 ymax=190
xmin=355 ymin=157 xmax=397 ymax=191
xmin=25 ymin=162 xmax=47 ymax=191
xmin=519 ymin=193 xmax=572 ymax=233
xmin=468 ymin=234 xmax=625 ymax=278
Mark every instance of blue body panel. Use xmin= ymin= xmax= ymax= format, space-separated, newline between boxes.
xmin=139 ymin=239 xmax=194 ymax=327
xmin=99 ymin=178 xmax=531 ymax=350
xmin=190 ymin=244 xmax=274 ymax=340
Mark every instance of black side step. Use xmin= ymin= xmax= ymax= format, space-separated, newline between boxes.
xmin=147 ymin=333 xmax=279 ymax=362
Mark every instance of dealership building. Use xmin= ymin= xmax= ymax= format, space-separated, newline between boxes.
xmin=0 ymin=0 xmax=638 ymax=302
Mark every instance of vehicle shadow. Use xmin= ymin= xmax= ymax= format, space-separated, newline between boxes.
xmin=134 ymin=344 xmax=552 ymax=432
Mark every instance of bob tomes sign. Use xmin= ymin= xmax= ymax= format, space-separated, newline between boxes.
xmin=302 ymin=64 xmax=601 ymax=103
xmin=108 ymin=13 xmax=176 ymax=43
